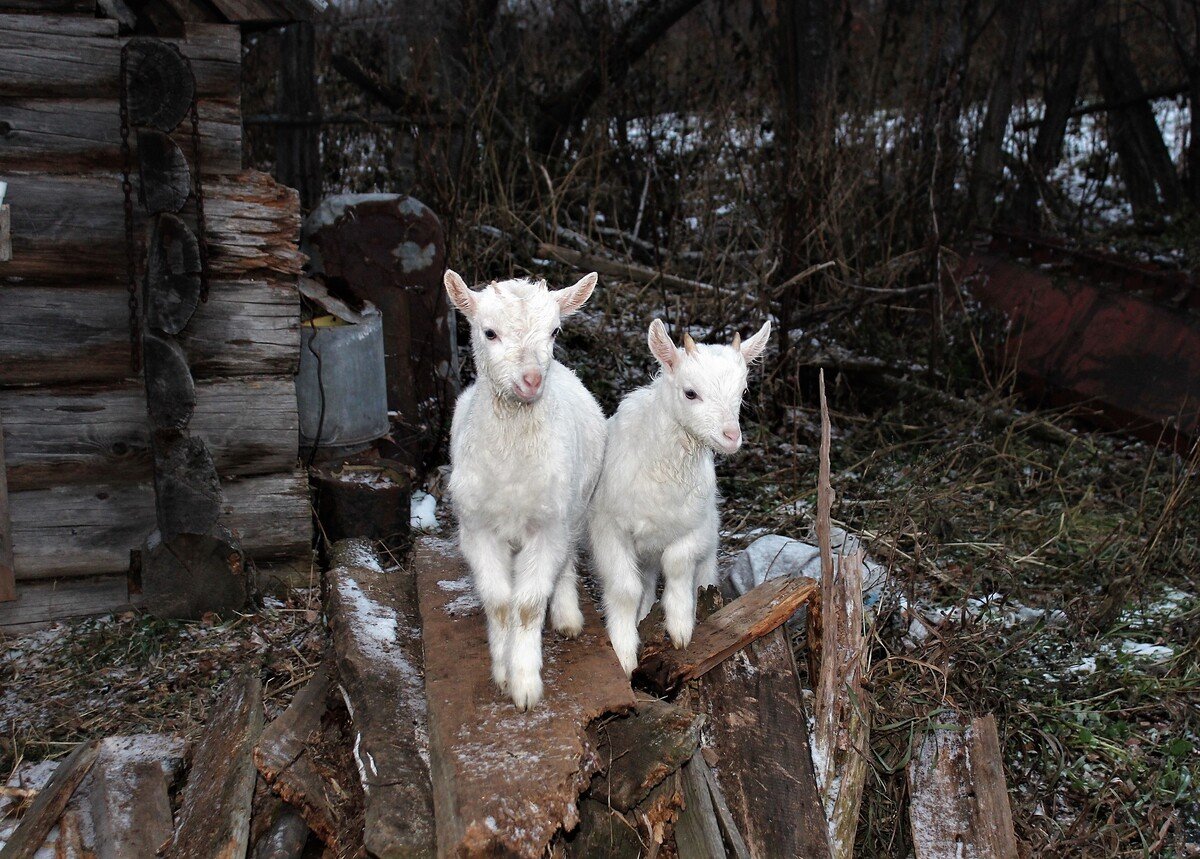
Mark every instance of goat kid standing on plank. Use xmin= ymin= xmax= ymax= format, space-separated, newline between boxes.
xmin=590 ymin=318 xmax=771 ymax=675
xmin=444 ymin=269 xmax=606 ymax=710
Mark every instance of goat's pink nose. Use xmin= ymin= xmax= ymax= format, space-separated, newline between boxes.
xmin=723 ymin=427 xmax=741 ymax=443
xmin=522 ymin=371 xmax=543 ymax=390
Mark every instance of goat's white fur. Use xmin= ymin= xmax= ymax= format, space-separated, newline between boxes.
xmin=445 ymin=269 xmax=606 ymax=709
xmin=589 ymin=318 xmax=771 ymax=675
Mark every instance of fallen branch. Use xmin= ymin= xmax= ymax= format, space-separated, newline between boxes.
xmin=0 ymin=740 xmax=99 ymax=859
xmin=536 ymin=243 xmax=743 ymax=297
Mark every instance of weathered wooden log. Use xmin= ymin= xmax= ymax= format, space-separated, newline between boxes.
xmin=698 ymin=628 xmax=831 ymax=859
xmin=564 ymin=800 xmax=643 ymax=858
xmin=0 ymin=575 xmax=134 ymax=631
xmin=328 ymin=539 xmax=436 ymax=858
xmin=141 ymin=527 xmax=248 ymax=619
xmin=0 ymin=376 xmax=299 ymax=492
xmin=90 ymin=757 xmax=173 ymax=859
xmin=674 ymin=751 xmax=726 ymax=859
xmin=250 ymin=804 xmax=309 ymax=859
xmin=0 ymin=97 xmax=241 ymax=175
xmin=414 ymin=537 xmax=634 ymax=858
xmin=0 ymin=281 xmax=299 ymax=387
xmin=0 ymin=740 xmax=99 ymax=859
xmin=2 ymin=171 xmax=302 ymax=284
xmin=54 ymin=808 xmax=85 ymax=859
xmin=907 ymin=714 xmax=1019 ymax=859
xmin=0 ymin=411 xmax=13 ymax=602
xmin=634 ymin=575 xmax=817 ymax=695
xmin=165 ymin=671 xmax=262 ymax=859
xmin=309 ymin=463 xmax=411 ymax=546
xmin=8 ymin=471 xmax=310 ymax=580
xmin=145 ymin=212 xmax=203 ymax=337
xmin=0 ymin=15 xmax=238 ymax=100
xmin=151 ymin=433 xmax=222 ymax=539
xmin=253 ymin=661 xmax=354 ymax=852
xmin=142 ymin=330 xmax=196 ymax=431
xmin=586 ymin=695 xmax=700 ymax=812
xmin=138 ymin=131 xmax=192 ymax=214
xmin=697 ymin=753 xmax=751 ymax=859
xmin=124 ymin=37 xmax=195 ymax=132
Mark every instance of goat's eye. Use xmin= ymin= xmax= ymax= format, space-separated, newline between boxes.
xmin=684 ymin=389 xmax=699 ymax=401
xmin=483 ymin=329 xmax=498 ymax=341
xmin=552 ymin=327 xmax=561 ymax=338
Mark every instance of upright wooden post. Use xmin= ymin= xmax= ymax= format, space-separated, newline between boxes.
xmin=276 ymin=22 xmax=321 ymax=211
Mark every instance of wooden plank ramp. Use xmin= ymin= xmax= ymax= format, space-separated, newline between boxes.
xmin=327 ymin=539 xmax=435 ymax=858
xmin=413 ymin=536 xmax=635 ymax=858
xmin=907 ymin=713 xmax=1019 ymax=859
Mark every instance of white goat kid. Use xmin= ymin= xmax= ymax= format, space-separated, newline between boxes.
xmin=444 ymin=269 xmax=606 ymax=710
xmin=590 ymin=319 xmax=771 ymax=675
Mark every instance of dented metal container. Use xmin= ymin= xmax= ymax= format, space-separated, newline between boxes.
xmin=296 ymin=306 xmax=388 ymax=455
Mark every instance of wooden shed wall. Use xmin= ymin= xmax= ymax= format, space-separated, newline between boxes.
xmin=0 ymin=12 xmax=312 ymax=627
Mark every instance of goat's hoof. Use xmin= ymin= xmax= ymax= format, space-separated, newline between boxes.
xmin=508 ymin=673 xmax=543 ymax=711
xmin=491 ymin=664 xmax=509 ymax=692
xmin=614 ymin=645 xmax=639 ymax=678
xmin=666 ymin=623 xmax=693 ymax=651
xmin=551 ymin=607 xmax=585 ymax=639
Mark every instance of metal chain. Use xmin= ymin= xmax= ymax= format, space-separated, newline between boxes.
xmin=189 ymin=92 xmax=210 ymax=302
xmin=118 ymin=44 xmax=140 ymax=374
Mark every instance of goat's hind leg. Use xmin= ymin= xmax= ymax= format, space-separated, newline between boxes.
xmin=592 ymin=521 xmax=643 ymax=676
xmin=550 ymin=554 xmax=585 ymax=639
xmin=459 ymin=527 xmax=514 ymax=691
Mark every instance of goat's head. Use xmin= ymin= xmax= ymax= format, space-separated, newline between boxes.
xmin=646 ymin=318 xmax=771 ymax=454
xmin=444 ymin=270 xmax=598 ymax=404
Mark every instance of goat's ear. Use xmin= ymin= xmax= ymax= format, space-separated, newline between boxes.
xmin=554 ymin=272 xmax=598 ymax=317
xmin=739 ymin=319 xmax=772 ymax=364
xmin=648 ymin=319 xmax=681 ymax=373
xmin=444 ymin=269 xmax=476 ymax=317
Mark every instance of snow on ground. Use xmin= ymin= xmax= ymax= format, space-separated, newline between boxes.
xmin=410 ymin=490 xmax=439 ymax=531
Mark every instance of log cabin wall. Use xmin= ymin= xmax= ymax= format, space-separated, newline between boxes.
xmin=0 ymin=10 xmax=313 ymax=628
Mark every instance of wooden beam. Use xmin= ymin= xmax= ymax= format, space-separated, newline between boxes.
xmin=91 ymin=758 xmax=173 ymax=859
xmin=164 ymin=671 xmax=263 ymax=859
xmin=633 ymin=575 xmax=817 ymax=694
xmin=2 ymin=170 xmax=302 ymax=284
xmin=0 ymin=98 xmax=240 ymax=176
xmin=9 ymin=471 xmax=311 ymax=580
xmin=674 ymin=751 xmax=726 ymax=859
xmin=907 ymin=714 xmax=1019 ymax=859
xmin=414 ymin=536 xmax=634 ymax=858
xmin=0 ymin=740 xmax=99 ymax=859
xmin=274 ymin=23 xmax=321 ymax=209
xmin=0 ymin=376 xmax=299 ymax=492
xmin=0 ymin=15 xmax=238 ymax=100
xmin=0 ymin=281 xmax=299 ymax=387
xmin=0 ymin=204 xmax=10 ymax=262
xmin=0 ymin=575 xmax=135 ymax=631
xmin=328 ymin=539 xmax=436 ymax=858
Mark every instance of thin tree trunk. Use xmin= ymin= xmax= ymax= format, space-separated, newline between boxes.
xmin=1093 ymin=24 xmax=1184 ymax=218
xmin=1012 ymin=5 xmax=1094 ymax=226
xmin=1160 ymin=0 xmax=1200 ymax=206
xmin=969 ymin=0 xmax=1034 ymax=227
xmin=773 ymin=0 xmax=835 ymax=364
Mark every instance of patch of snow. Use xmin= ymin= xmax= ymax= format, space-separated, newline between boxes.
xmin=410 ymin=491 xmax=439 ymax=531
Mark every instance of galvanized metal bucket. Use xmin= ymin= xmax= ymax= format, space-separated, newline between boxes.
xmin=296 ymin=306 xmax=388 ymax=456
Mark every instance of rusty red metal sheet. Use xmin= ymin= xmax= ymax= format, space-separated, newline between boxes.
xmin=961 ymin=250 xmax=1200 ymax=448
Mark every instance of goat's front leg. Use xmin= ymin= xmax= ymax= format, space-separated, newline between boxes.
xmin=661 ymin=534 xmax=706 ymax=649
xmin=459 ymin=526 xmax=514 ymax=691
xmin=508 ymin=529 xmax=565 ymax=710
